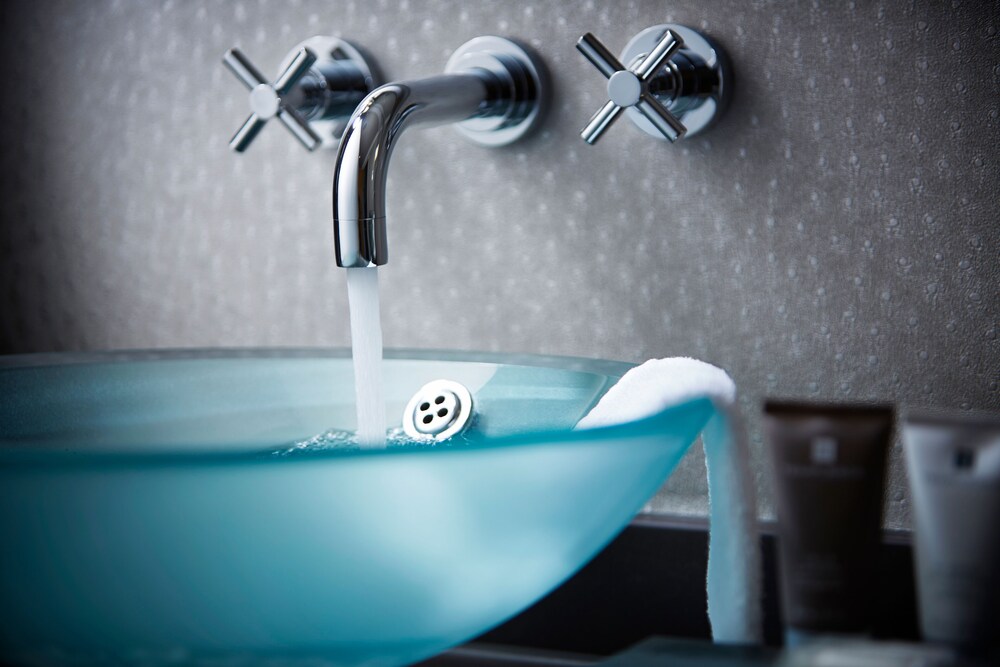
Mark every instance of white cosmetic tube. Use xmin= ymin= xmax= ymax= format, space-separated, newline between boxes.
xmin=903 ymin=411 xmax=1000 ymax=652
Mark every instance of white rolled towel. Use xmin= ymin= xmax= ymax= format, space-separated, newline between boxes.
xmin=575 ymin=357 xmax=762 ymax=644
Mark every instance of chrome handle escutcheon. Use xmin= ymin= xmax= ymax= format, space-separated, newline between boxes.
xmin=576 ymin=24 xmax=732 ymax=144
xmin=223 ymin=36 xmax=378 ymax=152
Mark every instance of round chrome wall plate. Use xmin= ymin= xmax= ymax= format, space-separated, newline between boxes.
xmin=279 ymin=36 xmax=378 ymax=148
xmin=620 ymin=24 xmax=731 ymax=139
xmin=444 ymin=36 xmax=547 ymax=147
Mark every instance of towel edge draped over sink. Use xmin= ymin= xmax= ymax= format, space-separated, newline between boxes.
xmin=575 ymin=357 xmax=763 ymax=645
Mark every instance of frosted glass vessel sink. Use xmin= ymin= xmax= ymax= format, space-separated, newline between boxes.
xmin=0 ymin=349 xmax=713 ymax=666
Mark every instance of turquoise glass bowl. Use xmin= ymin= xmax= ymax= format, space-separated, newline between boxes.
xmin=0 ymin=349 xmax=713 ymax=666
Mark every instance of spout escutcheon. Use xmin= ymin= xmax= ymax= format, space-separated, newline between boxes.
xmin=443 ymin=36 xmax=548 ymax=147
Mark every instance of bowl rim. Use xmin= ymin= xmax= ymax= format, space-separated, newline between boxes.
xmin=0 ymin=348 xmax=715 ymax=468
xmin=0 ymin=346 xmax=635 ymax=375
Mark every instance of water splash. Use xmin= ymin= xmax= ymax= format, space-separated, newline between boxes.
xmin=275 ymin=428 xmax=362 ymax=456
xmin=274 ymin=427 xmax=474 ymax=457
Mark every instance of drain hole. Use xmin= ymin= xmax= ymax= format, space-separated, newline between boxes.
xmin=403 ymin=380 xmax=474 ymax=441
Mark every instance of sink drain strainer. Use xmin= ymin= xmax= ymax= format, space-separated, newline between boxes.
xmin=402 ymin=379 xmax=474 ymax=442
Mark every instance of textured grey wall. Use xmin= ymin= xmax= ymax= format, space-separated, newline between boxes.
xmin=1 ymin=1 xmax=997 ymax=529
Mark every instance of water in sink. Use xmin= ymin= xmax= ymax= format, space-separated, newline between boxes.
xmin=345 ymin=266 xmax=386 ymax=447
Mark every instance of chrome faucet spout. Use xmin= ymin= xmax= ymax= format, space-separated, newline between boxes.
xmin=332 ymin=74 xmax=491 ymax=268
xmin=331 ymin=36 xmax=547 ymax=268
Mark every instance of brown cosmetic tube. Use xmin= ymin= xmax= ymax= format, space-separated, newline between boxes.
xmin=764 ymin=401 xmax=893 ymax=645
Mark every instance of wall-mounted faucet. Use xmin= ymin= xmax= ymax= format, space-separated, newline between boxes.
xmin=332 ymin=36 xmax=546 ymax=268
xmin=578 ymin=25 xmax=731 ymax=143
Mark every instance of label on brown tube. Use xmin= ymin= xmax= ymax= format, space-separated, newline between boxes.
xmin=764 ymin=401 xmax=893 ymax=636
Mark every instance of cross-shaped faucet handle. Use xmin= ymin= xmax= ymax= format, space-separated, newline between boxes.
xmin=223 ymin=46 xmax=323 ymax=152
xmin=576 ymin=30 xmax=688 ymax=144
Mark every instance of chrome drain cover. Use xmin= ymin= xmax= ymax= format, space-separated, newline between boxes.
xmin=402 ymin=379 xmax=474 ymax=441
